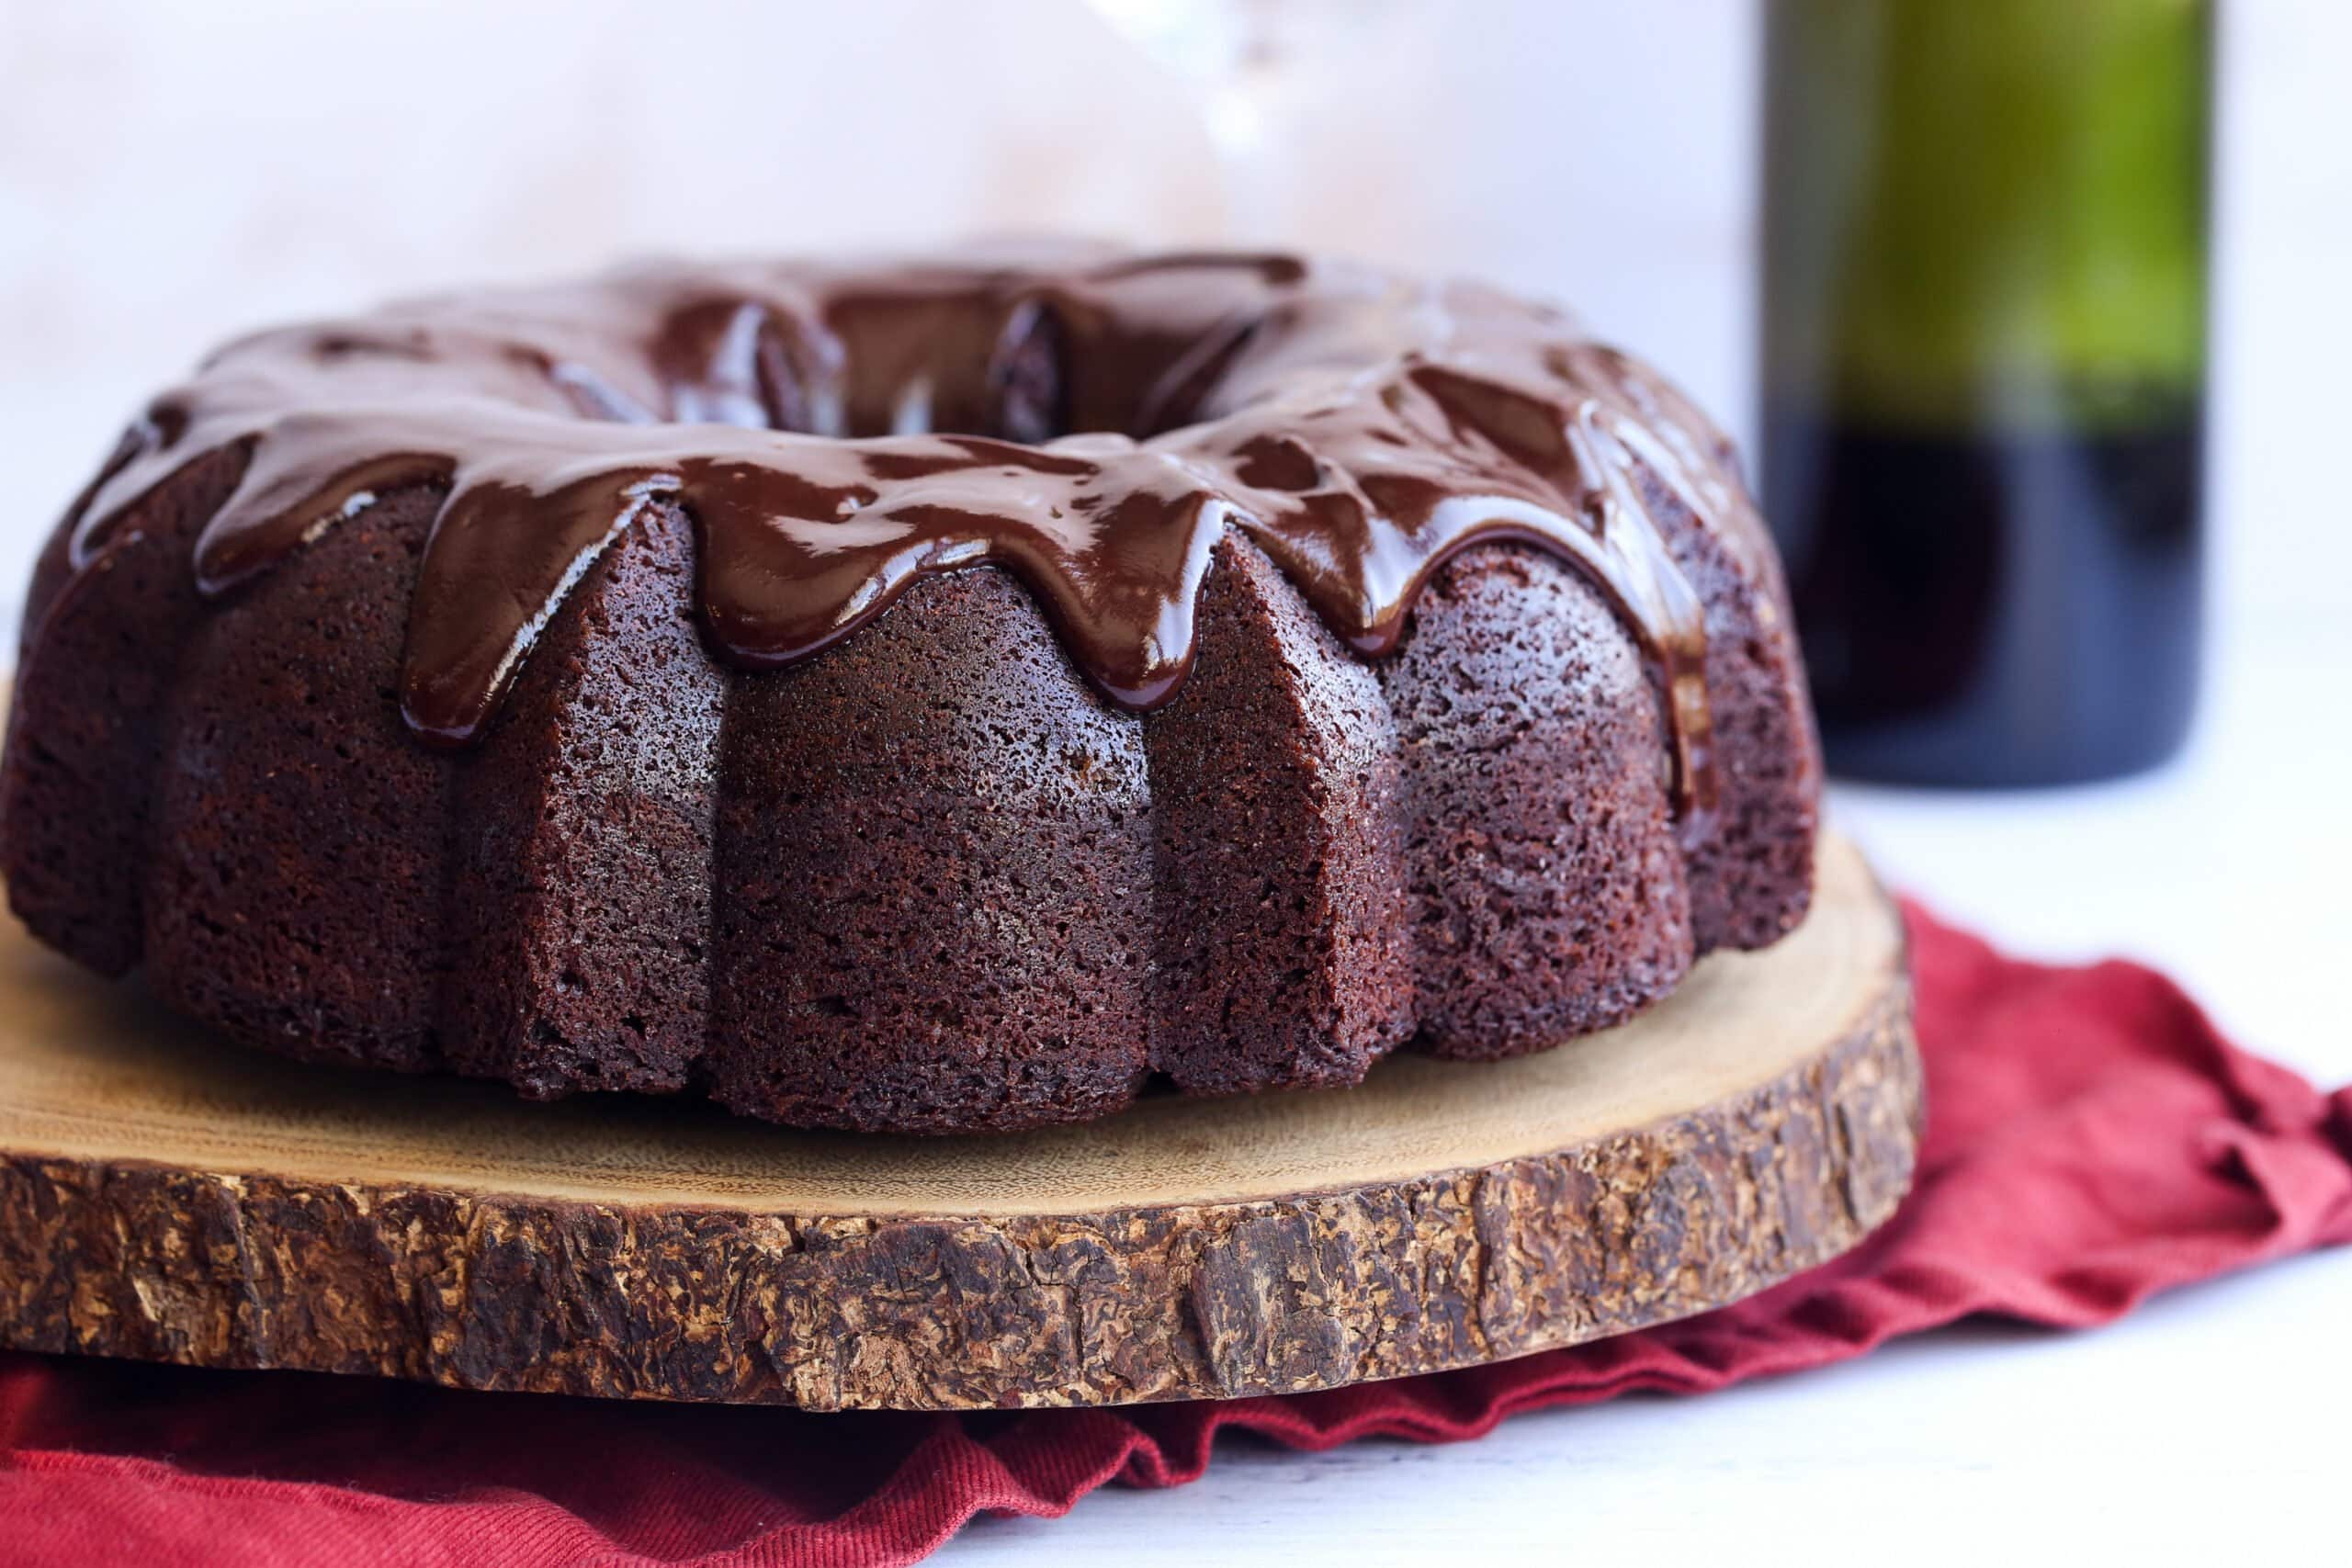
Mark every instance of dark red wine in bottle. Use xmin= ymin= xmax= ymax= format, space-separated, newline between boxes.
xmin=1760 ymin=0 xmax=2211 ymax=786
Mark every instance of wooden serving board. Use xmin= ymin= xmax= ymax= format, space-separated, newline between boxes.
xmin=0 ymin=833 xmax=1918 ymax=1412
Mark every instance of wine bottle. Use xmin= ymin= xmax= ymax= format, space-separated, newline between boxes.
xmin=1760 ymin=0 xmax=2211 ymax=786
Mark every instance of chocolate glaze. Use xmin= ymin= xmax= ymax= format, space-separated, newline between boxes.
xmin=69 ymin=249 xmax=1758 ymax=814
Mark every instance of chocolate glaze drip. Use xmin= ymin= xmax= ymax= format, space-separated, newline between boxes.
xmin=71 ymin=250 xmax=1761 ymax=816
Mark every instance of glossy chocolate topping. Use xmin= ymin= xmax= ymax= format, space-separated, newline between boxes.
xmin=70 ymin=249 xmax=1760 ymax=813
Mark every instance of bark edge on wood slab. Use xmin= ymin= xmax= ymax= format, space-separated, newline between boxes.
xmin=0 ymin=836 xmax=1919 ymax=1410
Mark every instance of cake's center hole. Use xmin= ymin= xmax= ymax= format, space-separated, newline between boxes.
xmin=815 ymin=300 xmax=1091 ymax=443
xmin=635 ymin=296 xmax=1240 ymax=446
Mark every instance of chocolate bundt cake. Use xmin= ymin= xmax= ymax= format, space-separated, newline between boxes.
xmin=1 ymin=249 xmax=1820 ymax=1134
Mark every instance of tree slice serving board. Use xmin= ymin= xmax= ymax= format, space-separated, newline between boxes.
xmin=0 ymin=832 xmax=1918 ymax=1412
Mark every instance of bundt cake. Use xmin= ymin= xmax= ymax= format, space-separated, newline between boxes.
xmin=0 ymin=248 xmax=1821 ymax=1134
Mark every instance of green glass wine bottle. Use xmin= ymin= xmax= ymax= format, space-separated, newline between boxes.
xmin=1761 ymin=0 xmax=2211 ymax=785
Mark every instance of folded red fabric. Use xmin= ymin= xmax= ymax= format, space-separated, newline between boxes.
xmin=4 ymin=904 xmax=2348 ymax=1568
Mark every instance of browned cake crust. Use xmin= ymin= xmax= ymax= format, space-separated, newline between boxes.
xmin=1 ymin=250 xmax=1819 ymax=1133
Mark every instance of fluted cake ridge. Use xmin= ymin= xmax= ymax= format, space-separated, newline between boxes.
xmin=4 ymin=248 xmax=1821 ymax=1133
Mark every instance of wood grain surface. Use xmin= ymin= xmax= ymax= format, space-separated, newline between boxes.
xmin=0 ymin=833 xmax=1918 ymax=1410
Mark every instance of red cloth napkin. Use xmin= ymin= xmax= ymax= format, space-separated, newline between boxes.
xmin=5 ymin=903 xmax=2349 ymax=1568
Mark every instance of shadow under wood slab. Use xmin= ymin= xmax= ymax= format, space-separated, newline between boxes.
xmin=0 ymin=834 xmax=1919 ymax=1411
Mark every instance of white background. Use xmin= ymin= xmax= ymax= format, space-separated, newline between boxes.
xmin=2 ymin=2 xmax=2346 ymax=1562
